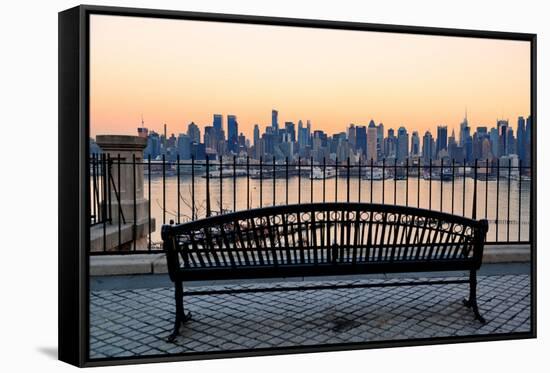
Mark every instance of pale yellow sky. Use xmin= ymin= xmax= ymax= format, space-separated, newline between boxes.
xmin=90 ymin=15 xmax=531 ymax=139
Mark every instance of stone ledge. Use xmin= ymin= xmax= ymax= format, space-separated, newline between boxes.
xmin=89 ymin=244 xmax=531 ymax=276
xmin=483 ymin=244 xmax=530 ymax=263
xmin=90 ymin=254 xmax=164 ymax=276
xmin=90 ymin=218 xmax=156 ymax=253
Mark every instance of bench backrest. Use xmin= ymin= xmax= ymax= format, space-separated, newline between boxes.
xmin=162 ymin=203 xmax=488 ymax=275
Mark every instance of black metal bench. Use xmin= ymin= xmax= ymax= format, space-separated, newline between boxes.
xmin=162 ymin=202 xmax=489 ymax=341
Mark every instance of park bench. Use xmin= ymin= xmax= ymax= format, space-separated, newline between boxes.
xmin=162 ymin=202 xmax=489 ymax=341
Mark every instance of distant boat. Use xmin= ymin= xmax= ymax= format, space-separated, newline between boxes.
xmin=362 ymin=168 xmax=385 ymax=180
xmin=440 ymin=168 xmax=453 ymax=181
xmin=144 ymin=160 xmax=208 ymax=176
xmin=143 ymin=160 xmax=176 ymax=176
xmin=201 ymin=169 xmax=248 ymax=179
xmin=422 ymin=168 xmax=452 ymax=181
xmin=507 ymin=173 xmax=523 ymax=181
xmin=250 ymin=168 xmax=298 ymax=179
xmin=310 ymin=167 xmax=336 ymax=180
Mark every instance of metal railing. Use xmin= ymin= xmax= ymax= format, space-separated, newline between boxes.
xmin=89 ymin=154 xmax=532 ymax=254
xmin=90 ymin=153 xmax=117 ymax=226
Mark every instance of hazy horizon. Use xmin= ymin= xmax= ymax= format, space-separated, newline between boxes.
xmin=90 ymin=15 xmax=531 ymax=139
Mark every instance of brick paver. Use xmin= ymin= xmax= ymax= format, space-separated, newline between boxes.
xmin=89 ymin=274 xmax=530 ymax=358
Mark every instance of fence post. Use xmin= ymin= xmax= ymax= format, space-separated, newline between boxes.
xmin=472 ymin=159 xmax=478 ymax=220
xmin=206 ymin=156 xmax=211 ymax=217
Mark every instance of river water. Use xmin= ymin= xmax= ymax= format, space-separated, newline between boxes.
xmin=144 ymin=175 xmax=531 ymax=245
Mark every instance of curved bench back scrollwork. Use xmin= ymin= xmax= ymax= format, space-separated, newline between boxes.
xmin=162 ymin=203 xmax=488 ymax=273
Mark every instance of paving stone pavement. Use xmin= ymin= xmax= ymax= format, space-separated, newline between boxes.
xmin=89 ymin=274 xmax=531 ymax=359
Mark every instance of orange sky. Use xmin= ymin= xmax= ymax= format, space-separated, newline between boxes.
xmin=90 ymin=15 xmax=531 ymax=139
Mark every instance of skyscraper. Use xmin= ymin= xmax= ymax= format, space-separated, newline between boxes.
xmin=384 ymin=128 xmax=396 ymax=159
xmin=204 ymin=126 xmax=217 ymax=151
xmin=436 ymin=125 xmax=448 ymax=158
xmin=272 ymin=109 xmax=278 ymax=131
xmin=367 ymin=121 xmax=378 ymax=162
xmin=448 ymin=129 xmax=463 ymax=162
xmin=462 ymin=126 xmax=471 ymax=143
xmin=459 ymin=110 xmax=468 ymax=147
xmin=137 ymin=127 xmax=148 ymax=138
xmin=297 ymin=120 xmax=309 ymax=150
xmin=187 ymin=122 xmax=200 ymax=144
xmin=448 ymin=129 xmax=456 ymax=147
xmin=191 ymin=142 xmax=206 ymax=160
xmin=476 ymin=126 xmax=488 ymax=137
xmin=490 ymin=128 xmax=500 ymax=158
xmin=347 ymin=124 xmax=356 ymax=149
xmin=177 ymin=134 xmax=191 ymax=160
xmin=253 ymin=124 xmax=260 ymax=148
xmin=227 ymin=115 xmax=238 ymax=153
xmin=464 ymin=134 xmax=473 ymax=162
xmin=517 ymin=116 xmax=526 ymax=162
xmin=506 ymin=127 xmax=516 ymax=155
xmin=472 ymin=132 xmax=482 ymax=160
xmin=422 ymin=131 xmax=434 ymax=163
xmin=213 ymin=114 xmax=223 ymax=133
xmin=526 ymin=115 xmax=532 ymax=165
xmin=447 ymin=129 xmax=463 ymax=159
xmin=481 ymin=138 xmax=492 ymax=160
xmin=377 ymin=123 xmax=384 ymax=158
xmin=497 ymin=119 xmax=509 ymax=156
xmin=163 ymin=123 xmax=167 ymax=146
xmin=238 ymin=133 xmax=246 ymax=148
xmin=397 ymin=127 xmax=409 ymax=162
xmin=264 ymin=132 xmax=275 ymax=155
xmin=167 ymin=133 xmax=177 ymax=149
xmin=410 ymin=131 xmax=420 ymax=156
xmin=146 ymin=131 xmax=161 ymax=159
xmin=285 ymin=121 xmax=296 ymax=142
xmin=462 ymin=126 xmax=472 ymax=162
xmin=355 ymin=126 xmax=367 ymax=156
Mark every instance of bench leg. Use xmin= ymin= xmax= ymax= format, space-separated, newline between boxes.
xmin=462 ymin=270 xmax=486 ymax=324
xmin=167 ymin=280 xmax=192 ymax=342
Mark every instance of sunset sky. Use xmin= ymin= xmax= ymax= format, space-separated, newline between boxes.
xmin=90 ymin=15 xmax=531 ymax=139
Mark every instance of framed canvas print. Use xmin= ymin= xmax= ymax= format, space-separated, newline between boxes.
xmin=58 ymin=5 xmax=537 ymax=367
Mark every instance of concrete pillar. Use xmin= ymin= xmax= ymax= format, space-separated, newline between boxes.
xmin=92 ymin=135 xmax=155 ymax=251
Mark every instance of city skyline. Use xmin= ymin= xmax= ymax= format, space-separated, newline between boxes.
xmin=115 ymin=109 xmax=528 ymax=143
xmin=90 ymin=15 xmax=530 ymax=139
xmin=111 ymin=108 xmax=531 ymax=168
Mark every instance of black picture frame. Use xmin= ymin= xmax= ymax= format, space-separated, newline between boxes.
xmin=58 ymin=4 xmax=537 ymax=367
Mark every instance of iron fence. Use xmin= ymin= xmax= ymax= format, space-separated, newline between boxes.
xmin=89 ymin=154 xmax=532 ymax=254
